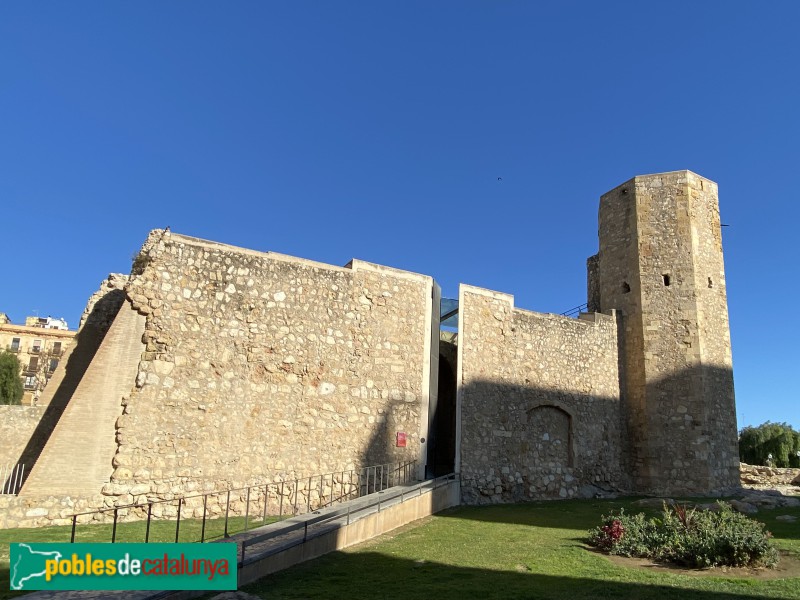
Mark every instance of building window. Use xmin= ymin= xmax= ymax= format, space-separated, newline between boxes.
xmin=52 ymin=341 xmax=62 ymax=356
xmin=10 ymin=337 xmax=20 ymax=352
xmin=28 ymin=356 xmax=39 ymax=372
xmin=24 ymin=376 xmax=37 ymax=390
xmin=31 ymin=339 xmax=43 ymax=354
xmin=48 ymin=359 xmax=59 ymax=373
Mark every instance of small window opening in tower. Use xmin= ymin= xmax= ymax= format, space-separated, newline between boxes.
xmin=662 ymin=274 xmax=671 ymax=287
xmin=708 ymin=277 xmax=713 ymax=289
xmin=622 ymin=282 xmax=630 ymax=294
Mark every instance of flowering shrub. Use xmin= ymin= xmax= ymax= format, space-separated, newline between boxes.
xmin=592 ymin=518 xmax=625 ymax=550
xmin=587 ymin=502 xmax=779 ymax=569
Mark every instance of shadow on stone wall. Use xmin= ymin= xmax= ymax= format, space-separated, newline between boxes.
xmin=455 ymin=362 xmax=738 ymax=504
xmin=358 ymin=399 xmax=410 ymax=472
xmin=356 ymin=340 xmax=459 ymax=481
xmin=458 ymin=379 xmax=625 ymax=504
xmin=13 ymin=290 xmax=127 ymax=486
xmin=621 ymin=362 xmax=739 ymax=496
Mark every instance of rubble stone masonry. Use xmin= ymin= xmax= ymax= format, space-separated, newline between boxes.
xmin=113 ymin=231 xmax=433 ymax=502
xmin=457 ymin=285 xmax=624 ymax=503
xmin=592 ymin=171 xmax=738 ymax=494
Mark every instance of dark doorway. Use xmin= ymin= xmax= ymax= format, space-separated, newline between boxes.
xmin=429 ymin=336 xmax=457 ymax=476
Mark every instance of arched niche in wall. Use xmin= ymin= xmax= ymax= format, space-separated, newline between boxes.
xmin=524 ymin=402 xmax=575 ymax=469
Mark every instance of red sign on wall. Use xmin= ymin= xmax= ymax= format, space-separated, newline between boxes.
xmin=396 ymin=432 xmax=407 ymax=448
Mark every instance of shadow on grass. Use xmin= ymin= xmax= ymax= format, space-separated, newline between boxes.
xmin=244 ymin=551 xmax=795 ymax=600
xmin=0 ymin=565 xmax=21 ymax=600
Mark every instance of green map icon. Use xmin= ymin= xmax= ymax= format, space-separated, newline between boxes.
xmin=10 ymin=543 xmax=63 ymax=590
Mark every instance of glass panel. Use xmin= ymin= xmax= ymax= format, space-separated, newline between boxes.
xmin=441 ymin=298 xmax=459 ymax=328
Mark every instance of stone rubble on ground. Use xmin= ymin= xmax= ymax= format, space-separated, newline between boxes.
xmin=629 ymin=464 xmax=800 ymax=516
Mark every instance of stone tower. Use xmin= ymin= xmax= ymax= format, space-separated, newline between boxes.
xmin=588 ymin=170 xmax=739 ymax=495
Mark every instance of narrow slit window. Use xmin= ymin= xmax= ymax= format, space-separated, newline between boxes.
xmin=708 ymin=277 xmax=713 ymax=289
xmin=662 ymin=274 xmax=671 ymax=287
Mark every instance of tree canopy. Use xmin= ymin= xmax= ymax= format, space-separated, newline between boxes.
xmin=739 ymin=422 xmax=800 ymax=468
xmin=0 ymin=350 xmax=24 ymax=405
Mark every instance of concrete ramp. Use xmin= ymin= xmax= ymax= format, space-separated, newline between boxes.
xmin=21 ymin=301 xmax=146 ymax=498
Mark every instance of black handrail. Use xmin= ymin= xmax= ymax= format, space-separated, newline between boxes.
xmin=560 ymin=302 xmax=588 ymax=318
xmin=69 ymin=460 xmax=417 ymax=544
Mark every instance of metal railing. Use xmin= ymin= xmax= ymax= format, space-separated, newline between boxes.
xmin=239 ymin=472 xmax=456 ymax=566
xmin=560 ymin=302 xmax=588 ymax=318
xmin=0 ymin=463 xmax=25 ymax=495
xmin=69 ymin=460 xmax=417 ymax=544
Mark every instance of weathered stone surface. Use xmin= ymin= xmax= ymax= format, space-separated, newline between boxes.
xmin=739 ymin=491 xmax=800 ymax=509
xmin=740 ymin=463 xmax=800 ymax=487
xmin=459 ymin=286 xmax=624 ymax=503
xmin=111 ymin=231 xmax=433 ymax=502
xmin=591 ymin=171 xmax=739 ymax=495
xmin=0 ymin=406 xmax=44 ymax=467
xmin=729 ymin=499 xmax=758 ymax=514
xmin=632 ymin=498 xmax=677 ymax=509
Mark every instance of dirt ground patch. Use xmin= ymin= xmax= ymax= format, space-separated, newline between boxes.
xmin=603 ymin=550 xmax=800 ymax=580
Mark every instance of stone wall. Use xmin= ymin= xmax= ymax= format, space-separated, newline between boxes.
xmin=457 ymin=285 xmax=624 ymax=503
xmin=0 ymin=406 xmax=44 ymax=468
xmin=107 ymin=230 xmax=434 ymax=504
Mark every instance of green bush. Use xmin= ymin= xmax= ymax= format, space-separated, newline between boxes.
xmin=588 ymin=502 xmax=779 ymax=569
xmin=0 ymin=350 xmax=23 ymax=405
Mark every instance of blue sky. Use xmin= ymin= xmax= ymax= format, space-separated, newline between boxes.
xmin=1 ymin=2 xmax=797 ymax=430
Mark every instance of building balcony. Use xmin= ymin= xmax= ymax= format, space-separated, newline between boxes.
xmin=6 ymin=345 xmax=20 ymax=353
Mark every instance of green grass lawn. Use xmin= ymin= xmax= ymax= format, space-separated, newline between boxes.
xmin=0 ymin=514 xmax=280 ymax=599
xmin=2 ymin=498 xmax=798 ymax=599
xmin=243 ymin=498 xmax=800 ymax=600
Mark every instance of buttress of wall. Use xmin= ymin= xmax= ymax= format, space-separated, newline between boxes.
xmin=457 ymin=285 xmax=623 ymax=504
xmin=117 ymin=231 xmax=432 ymax=497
